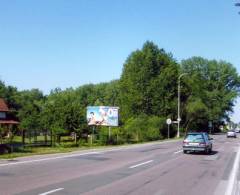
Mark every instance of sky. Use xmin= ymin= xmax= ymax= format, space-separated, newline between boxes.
xmin=0 ymin=0 xmax=239 ymax=122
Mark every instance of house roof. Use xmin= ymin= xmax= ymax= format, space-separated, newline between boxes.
xmin=0 ymin=99 xmax=9 ymax=112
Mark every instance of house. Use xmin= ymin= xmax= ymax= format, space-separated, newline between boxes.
xmin=0 ymin=98 xmax=19 ymax=137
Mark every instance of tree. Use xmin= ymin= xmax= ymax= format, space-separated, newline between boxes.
xmin=181 ymin=57 xmax=240 ymax=131
xmin=0 ymin=80 xmax=18 ymax=110
xmin=103 ymin=80 xmax=120 ymax=106
xmin=0 ymin=125 xmax=4 ymax=144
xmin=119 ymin=41 xmax=179 ymax=121
xmin=14 ymin=89 xmax=44 ymax=143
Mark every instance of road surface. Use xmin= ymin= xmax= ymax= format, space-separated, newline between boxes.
xmin=0 ymin=134 xmax=240 ymax=195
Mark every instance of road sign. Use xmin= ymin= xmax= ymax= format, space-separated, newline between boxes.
xmin=166 ymin=118 xmax=172 ymax=139
xmin=166 ymin=118 xmax=172 ymax=125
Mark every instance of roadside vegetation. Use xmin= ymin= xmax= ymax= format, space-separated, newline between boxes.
xmin=1 ymin=41 xmax=240 ymax=157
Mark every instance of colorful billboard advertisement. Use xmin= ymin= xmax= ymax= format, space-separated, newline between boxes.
xmin=87 ymin=106 xmax=119 ymax=127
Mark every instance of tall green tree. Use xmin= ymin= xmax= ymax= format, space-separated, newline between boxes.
xmin=0 ymin=80 xmax=18 ymax=110
xmin=15 ymin=89 xmax=44 ymax=133
xmin=181 ymin=57 xmax=240 ymax=131
xmin=119 ymin=41 xmax=179 ymax=121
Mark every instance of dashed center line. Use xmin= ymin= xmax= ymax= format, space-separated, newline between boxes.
xmin=129 ymin=160 xmax=153 ymax=169
xmin=39 ymin=188 xmax=64 ymax=195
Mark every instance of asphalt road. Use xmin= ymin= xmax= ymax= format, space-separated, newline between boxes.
xmin=0 ymin=134 xmax=240 ymax=195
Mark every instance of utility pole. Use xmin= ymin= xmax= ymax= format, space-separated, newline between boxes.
xmin=177 ymin=73 xmax=188 ymax=138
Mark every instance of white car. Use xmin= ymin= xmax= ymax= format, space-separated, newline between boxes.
xmin=227 ymin=130 xmax=237 ymax=138
xmin=235 ymin=129 xmax=240 ymax=133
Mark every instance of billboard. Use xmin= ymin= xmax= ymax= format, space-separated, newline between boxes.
xmin=87 ymin=106 xmax=119 ymax=127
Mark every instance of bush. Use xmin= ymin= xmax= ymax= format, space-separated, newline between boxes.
xmin=146 ymin=116 xmax=165 ymax=140
xmin=123 ymin=115 xmax=165 ymax=142
xmin=97 ymin=127 xmax=121 ymax=145
xmin=98 ymin=127 xmax=108 ymax=145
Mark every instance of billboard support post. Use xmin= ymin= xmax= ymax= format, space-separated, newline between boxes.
xmin=108 ymin=126 xmax=111 ymax=141
xmin=91 ymin=126 xmax=95 ymax=146
xmin=90 ymin=134 xmax=92 ymax=146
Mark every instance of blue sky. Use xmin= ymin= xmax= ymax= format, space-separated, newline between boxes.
xmin=0 ymin=0 xmax=239 ymax=122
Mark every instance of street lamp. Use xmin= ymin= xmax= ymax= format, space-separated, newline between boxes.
xmin=177 ymin=73 xmax=188 ymax=138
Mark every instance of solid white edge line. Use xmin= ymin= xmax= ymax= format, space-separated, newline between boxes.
xmin=0 ymin=151 xmax=101 ymax=167
xmin=225 ymin=145 xmax=240 ymax=195
xmin=174 ymin=150 xmax=183 ymax=154
xmin=39 ymin=188 xmax=64 ymax=195
xmin=129 ymin=160 xmax=153 ymax=169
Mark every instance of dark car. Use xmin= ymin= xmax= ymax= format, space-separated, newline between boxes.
xmin=183 ymin=132 xmax=213 ymax=154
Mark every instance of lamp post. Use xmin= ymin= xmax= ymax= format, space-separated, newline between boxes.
xmin=177 ymin=73 xmax=188 ymax=138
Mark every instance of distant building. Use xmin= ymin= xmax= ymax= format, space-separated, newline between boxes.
xmin=0 ymin=98 xmax=19 ymax=137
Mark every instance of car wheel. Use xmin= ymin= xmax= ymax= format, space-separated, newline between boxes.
xmin=183 ymin=150 xmax=187 ymax=154
xmin=209 ymin=147 xmax=212 ymax=154
xmin=205 ymin=148 xmax=209 ymax=154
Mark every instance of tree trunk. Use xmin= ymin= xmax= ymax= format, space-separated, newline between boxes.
xmin=44 ymin=130 xmax=47 ymax=144
xmin=22 ymin=130 xmax=25 ymax=145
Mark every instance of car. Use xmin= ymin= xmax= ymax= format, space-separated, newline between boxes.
xmin=227 ymin=130 xmax=237 ymax=138
xmin=183 ymin=132 xmax=213 ymax=154
xmin=235 ymin=128 xmax=240 ymax=133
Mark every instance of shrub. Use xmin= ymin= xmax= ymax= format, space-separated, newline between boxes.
xmin=124 ymin=115 xmax=165 ymax=142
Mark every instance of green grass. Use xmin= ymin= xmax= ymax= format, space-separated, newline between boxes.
xmin=0 ymin=146 xmax=85 ymax=159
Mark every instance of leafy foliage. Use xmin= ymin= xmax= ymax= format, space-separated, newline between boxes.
xmin=181 ymin=57 xmax=240 ymax=131
xmin=119 ymin=41 xmax=179 ymax=121
xmin=1 ymin=42 xmax=240 ymax=148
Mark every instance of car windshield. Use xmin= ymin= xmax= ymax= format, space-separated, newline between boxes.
xmin=185 ymin=134 xmax=204 ymax=142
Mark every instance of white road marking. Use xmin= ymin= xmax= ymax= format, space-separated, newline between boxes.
xmin=39 ymin=188 xmax=64 ymax=195
xmin=0 ymin=139 xmax=180 ymax=167
xmin=129 ymin=160 xmax=153 ymax=169
xmin=174 ymin=150 xmax=183 ymax=154
xmin=225 ymin=145 xmax=240 ymax=195
xmin=0 ymin=151 xmax=102 ymax=167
